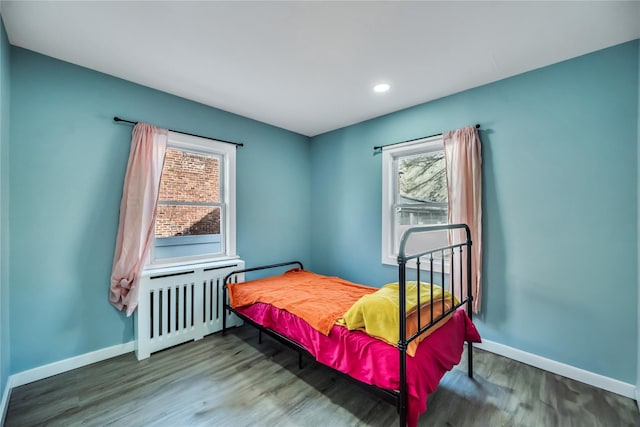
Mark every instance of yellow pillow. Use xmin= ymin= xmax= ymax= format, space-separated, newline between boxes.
xmin=339 ymin=281 xmax=458 ymax=356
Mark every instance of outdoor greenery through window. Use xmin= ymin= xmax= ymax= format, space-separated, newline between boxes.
xmin=382 ymin=135 xmax=449 ymax=267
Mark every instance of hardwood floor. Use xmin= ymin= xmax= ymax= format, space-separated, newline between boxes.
xmin=5 ymin=325 xmax=639 ymax=426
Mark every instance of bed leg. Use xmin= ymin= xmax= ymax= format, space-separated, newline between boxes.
xmin=222 ymin=308 xmax=227 ymax=336
xmin=222 ymin=284 xmax=227 ymax=336
xmin=468 ymin=341 xmax=473 ymax=378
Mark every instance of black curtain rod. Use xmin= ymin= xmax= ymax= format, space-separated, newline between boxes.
xmin=373 ymin=123 xmax=480 ymax=152
xmin=113 ymin=117 xmax=244 ymax=148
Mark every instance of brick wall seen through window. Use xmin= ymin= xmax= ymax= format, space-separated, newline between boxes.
xmin=156 ymin=148 xmax=221 ymax=237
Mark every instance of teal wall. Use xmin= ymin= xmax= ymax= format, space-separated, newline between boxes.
xmin=0 ymin=13 xmax=11 ymax=403
xmin=310 ymin=41 xmax=639 ymax=384
xmin=8 ymin=47 xmax=311 ymax=373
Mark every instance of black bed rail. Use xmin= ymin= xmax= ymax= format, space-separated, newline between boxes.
xmin=223 ymin=260 xmax=303 ymax=287
xmin=398 ymin=223 xmax=471 ymax=261
xmin=222 ymin=261 xmax=304 ymax=335
xmin=396 ymin=223 xmax=473 ymax=427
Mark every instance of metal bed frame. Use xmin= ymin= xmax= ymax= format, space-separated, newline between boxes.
xmin=222 ymin=224 xmax=474 ymax=426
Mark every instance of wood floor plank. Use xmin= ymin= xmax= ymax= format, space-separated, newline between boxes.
xmin=5 ymin=325 xmax=639 ymax=426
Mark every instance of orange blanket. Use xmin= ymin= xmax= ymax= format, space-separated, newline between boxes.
xmin=227 ymin=269 xmax=377 ymax=335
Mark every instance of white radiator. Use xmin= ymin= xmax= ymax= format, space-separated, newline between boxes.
xmin=134 ymin=259 xmax=244 ymax=360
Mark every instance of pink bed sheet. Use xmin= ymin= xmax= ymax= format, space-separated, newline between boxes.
xmin=235 ymin=302 xmax=481 ymax=427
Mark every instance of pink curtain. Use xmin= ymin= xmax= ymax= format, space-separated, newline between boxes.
xmin=110 ymin=123 xmax=168 ymax=316
xmin=443 ymin=125 xmax=482 ymax=313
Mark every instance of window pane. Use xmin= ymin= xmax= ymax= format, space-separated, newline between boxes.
xmin=393 ymin=149 xmax=449 ymax=258
xmin=394 ymin=213 xmax=449 ymax=258
xmin=395 ymin=205 xmax=447 ymax=226
xmin=156 ymin=206 xmax=220 ymax=237
xmin=154 ymin=146 xmax=224 ymax=262
xmin=155 ymin=234 xmax=223 ymax=259
xmin=159 ymin=148 xmax=220 ymax=204
xmin=397 ymin=151 xmax=446 ymax=204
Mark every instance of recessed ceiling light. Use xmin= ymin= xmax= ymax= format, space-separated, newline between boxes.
xmin=373 ymin=83 xmax=390 ymax=93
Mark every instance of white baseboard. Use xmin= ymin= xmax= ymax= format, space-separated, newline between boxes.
xmin=1 ymin=375 xmax=12 ymax=426
xmin=1 ymin=341 xmax=134 ymax=423
xmin=11 ymin=341 xmax=134 ymax=388
xmin=475 ymin=339 xmax=636 ymax=399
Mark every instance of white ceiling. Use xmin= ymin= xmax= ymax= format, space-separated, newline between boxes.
xmin=2 ymin=1 xmax=639 ymax=137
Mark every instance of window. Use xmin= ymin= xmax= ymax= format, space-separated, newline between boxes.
xmin=381 ymin=135 xmax=449 ymax=268
xmin=148 ymin=131 xmax=236 ymax=267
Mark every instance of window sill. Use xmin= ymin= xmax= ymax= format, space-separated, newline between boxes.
xmin=142 ymin=255 xmax=241 ymax=277
xmin=382 ymin=256 xmax=450 ymax=274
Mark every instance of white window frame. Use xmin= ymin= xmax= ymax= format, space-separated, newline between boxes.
xmin=381 ymin=135 xmax=449 ymax=272
xmin=146 ymin=131 xmax=237 ymax=269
